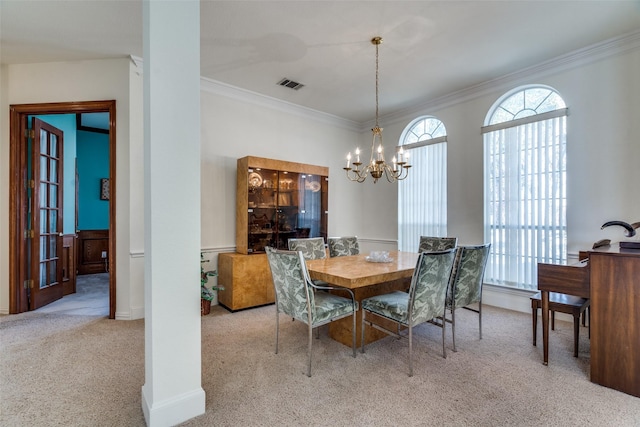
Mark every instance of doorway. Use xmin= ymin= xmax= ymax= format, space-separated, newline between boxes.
xmin=9 ymin=101 xmax=117 ymax=319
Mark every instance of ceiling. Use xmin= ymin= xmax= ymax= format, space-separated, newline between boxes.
xmin=2 ymin=1 xmax=640 ymax=124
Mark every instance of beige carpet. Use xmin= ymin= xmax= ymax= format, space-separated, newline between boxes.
xmin=2 ymin=285 xmax=639 ymax=426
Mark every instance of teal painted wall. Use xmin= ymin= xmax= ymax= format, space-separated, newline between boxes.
xmin=76 ymin=130 xmax=110 ymax=230
xmin=33 ymin=114 xmax=77 ymax=234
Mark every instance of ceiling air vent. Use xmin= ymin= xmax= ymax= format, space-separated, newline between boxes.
xmin=277 ymin=78 xmax=305 ymax=90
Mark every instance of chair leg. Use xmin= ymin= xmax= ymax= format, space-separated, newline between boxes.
xmin=441 ymin=310 xmax=447 ymax=359
xmin=478 ymin=301 xmax=483 ymax=340
xmin=588 ymin=308 xmax=591 ymax=339
xmin=451 ymin=307 xmax=457 ymax=353
xmin=361 ymin=310 xmax=367 ymax=354
xmin=275 ymin=312 xmax=280 ymax=354
xmin=307 ymin=323 xmax=313 ymax=377
xmin=551 ymin=310 xmax=555 ymax=330
xmin=532 ymin=306 xmax=537 ymax=346
xmin=351 ymin=308 xmax=356 ymax=358
xmin=573 ymin=315 xmax=580 ymax=358
xmin=408 ymin=322 xmax=414 ymax=377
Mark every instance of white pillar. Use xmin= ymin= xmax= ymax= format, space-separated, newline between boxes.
xmin=141 ymin=1 xmax=204 ymax=426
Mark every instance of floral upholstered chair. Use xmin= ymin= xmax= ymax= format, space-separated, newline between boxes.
xmin=265 ymin=247 xmax=358 ymax=377
xmin=446 ymin=243 xmax=491 ymax=352
xmin=288 ymin=237 xmax=326 ymax=260
xmin=360 ymin=249 xmax=456 ymax=376
xmin=288 ymin=237 xmax=328 ymax=287
xmin=418 ymin=236 xmax=458 ymax=253
xmin=328 ymin=236 xmax=360 ymax=257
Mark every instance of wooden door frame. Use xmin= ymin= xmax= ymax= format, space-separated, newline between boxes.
xmin=9 ymin=100 xmax=117 ymax=318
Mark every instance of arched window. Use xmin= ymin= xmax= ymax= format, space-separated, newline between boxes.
xmin=398 ymin=116 xmax=447 ymax=252
xmin=482 ymin=85 xmax=568 ymax=290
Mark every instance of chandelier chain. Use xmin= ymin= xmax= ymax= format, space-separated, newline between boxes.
xmin=375 ymin=38 xmax=379 ymax=129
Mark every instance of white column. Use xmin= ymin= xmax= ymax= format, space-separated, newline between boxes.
xmin=141 ymin=1 xmax=204 ymax=426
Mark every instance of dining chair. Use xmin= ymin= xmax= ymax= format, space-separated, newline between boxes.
xmin=445 ymin=243 xmax=491 ymax=352
xmin=288 ymin=237 xmax=328 ymax=288
xmin=288 ymin=237 xmax=326 ymax=260
xmin=265 ymin=247 xmax=358 ymax=377
xmin=328 ymin=236 xmax=360 ymax=257
xmin=418 ymin=236 xmax=458 ymax=253
xmin=361 ymin=249 xmax=456 ymax=376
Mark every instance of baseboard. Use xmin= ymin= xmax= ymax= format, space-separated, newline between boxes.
xmin=142 ymin=386 xmax=205 ymax=427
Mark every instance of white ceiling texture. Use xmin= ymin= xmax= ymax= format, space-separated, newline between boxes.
xmin=2 ymin=1 xmax=640 ymax=124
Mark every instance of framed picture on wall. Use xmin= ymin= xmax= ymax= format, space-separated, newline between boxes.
xmin=100 ymin=178 xmax=110 ymax=201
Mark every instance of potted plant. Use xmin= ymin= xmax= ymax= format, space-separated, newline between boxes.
xmin=201 ymin=252 xmax=224 ymax=316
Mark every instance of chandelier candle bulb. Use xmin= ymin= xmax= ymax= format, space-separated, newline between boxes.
xmin=355 ymin=148 xmax=360 ymax=163
xmin=346 ymin=152 xmax=351 ymax=168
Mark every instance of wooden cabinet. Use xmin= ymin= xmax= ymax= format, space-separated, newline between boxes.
xmin=217 ymin=252 xmax=275 ymax=311
xmin=236 ymin=156 xmax=328 ymax=255
xmin=77 ymin=229 xmax=109 ymax=275
xmin=220 ymin=156 xmax=329 ymax=311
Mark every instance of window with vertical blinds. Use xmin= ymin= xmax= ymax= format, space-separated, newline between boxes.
xmin=398 ymin=116 xmax=447 ymax=252
xmin=482 ymin=86 xmax=568 ymax=290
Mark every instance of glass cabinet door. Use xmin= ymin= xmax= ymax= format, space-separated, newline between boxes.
xmin=247 ymin=168 xmax=277 ymax=253
xmin=297 ymin=173 xmax=326 ymax=242
xmin=242 ymin=158 xmax=329 ymax=254
xmin=275 ymin=171 xmax=300 ymax=249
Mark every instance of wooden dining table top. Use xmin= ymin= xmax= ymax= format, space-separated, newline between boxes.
xmin=306 ymin=251 xmax=419 ymax=289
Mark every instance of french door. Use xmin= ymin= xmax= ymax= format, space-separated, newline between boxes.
xmin=28 ymin=118 xmax=64 ymax=309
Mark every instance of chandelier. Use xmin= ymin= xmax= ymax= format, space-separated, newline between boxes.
xmin=344 ymin=36 xmax=411 ymax=183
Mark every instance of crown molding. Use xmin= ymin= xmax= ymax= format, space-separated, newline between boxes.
xmin=130 ymin=29 xmax=640 ymax=133
xmin=129 ymin=55 xmax=143 ymax=75
xmin=199 ymin=76 xmax=360 ymax=132
xmin=129 ymin=55 xmax=359 ymax=131
xmin=378 ymin=29 xmax=640 ymax=129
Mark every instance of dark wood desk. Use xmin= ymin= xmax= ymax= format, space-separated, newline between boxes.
xmin=538 ymin=244 xmax=640 ymax=398
xmin=306 ymin=251 xmax=419 ymax=347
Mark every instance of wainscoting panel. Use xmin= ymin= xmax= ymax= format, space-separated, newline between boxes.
xmin=62 ymin=234 xmax=77 ymax=295
xmin=77 ymin=230 xmax=109 ymax=275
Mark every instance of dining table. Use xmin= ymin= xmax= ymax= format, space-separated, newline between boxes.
xmin=306 ymin=251 xmax=419 ymax=347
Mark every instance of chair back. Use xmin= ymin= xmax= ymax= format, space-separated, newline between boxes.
xmin=408 ymin=249 xmax=456 ymax=325
xmin=418 ymin=236 xmax=458 ymax=253
xmin=266 ymin=247 xmax=314 ymax=324
xmin=288 ymin=237 xmax=326 ymax=260
xmin=328 ymin=236 xmax=360 ymax=257
xmin=449 ymin=244 xmax=491 ymax=308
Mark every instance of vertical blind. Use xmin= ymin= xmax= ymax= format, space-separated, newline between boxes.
xmin=398 ymin=142 xmax=447 ymax=252
xmin=483 ymin=115 xmax=567 ymax=290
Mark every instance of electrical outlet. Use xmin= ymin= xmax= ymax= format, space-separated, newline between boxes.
xmin=101 ymin=251 xmax=107 ymax=258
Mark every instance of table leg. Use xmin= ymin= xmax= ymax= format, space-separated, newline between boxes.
xmin=542 ymin=290 xmax=549 ymax=365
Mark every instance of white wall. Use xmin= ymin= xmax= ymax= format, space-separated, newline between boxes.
xmin=377 ymin=37 xmax=640 ymax=312
xmin=381 ymin=41 xmax=640 ymax=253
xmin=0 ymin=64 xmax=9 ymax=313
xmin=2 ymin=35 xmax=639 ymax=317
xmin=0 ymin=58 xmax=139 ymax=318
xmin=198 ymin=79 xmax=368 ymax=271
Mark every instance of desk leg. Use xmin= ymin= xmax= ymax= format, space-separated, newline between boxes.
xmin=542 ymin=290 xmax=549 ymax=365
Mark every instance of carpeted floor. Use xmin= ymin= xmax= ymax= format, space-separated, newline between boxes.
xmin=1 ymin=284 xmax=639 ymax=426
